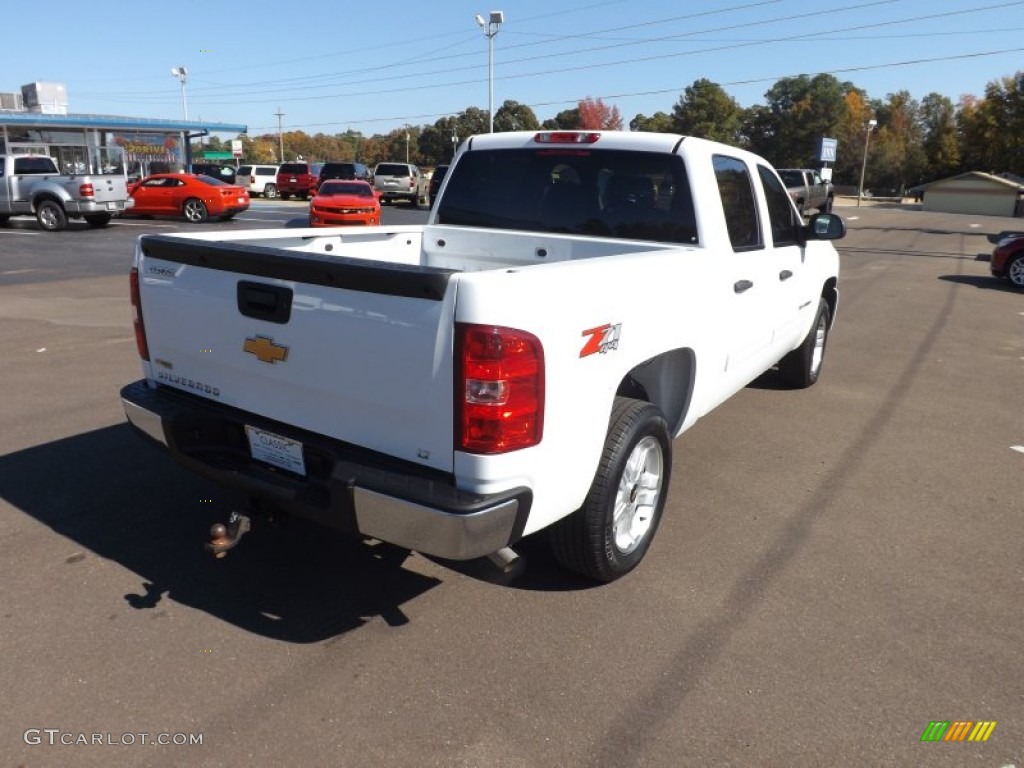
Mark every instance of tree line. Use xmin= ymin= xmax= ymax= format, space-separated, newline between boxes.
xmin=203 ymin=70 xmax=1023 ymax=195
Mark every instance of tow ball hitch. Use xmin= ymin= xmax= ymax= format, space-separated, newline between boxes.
xmin=205 ymin=511 xmax=252 ymax=558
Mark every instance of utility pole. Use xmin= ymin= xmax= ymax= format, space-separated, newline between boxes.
xmin=275 ymin=107 xmax=286 ymax=163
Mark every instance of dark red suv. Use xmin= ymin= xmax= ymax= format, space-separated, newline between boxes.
xmin=991 ymin=233 xmax=1024 ymax=290
xmin=276 ymin=162 xmax=323 ymax=200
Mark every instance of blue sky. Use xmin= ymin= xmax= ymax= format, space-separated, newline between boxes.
xmin=7 ymin=0 xmax=1022 ymax=137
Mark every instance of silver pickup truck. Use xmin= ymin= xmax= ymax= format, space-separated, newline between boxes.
xmin=777 ymin=168 xmax=833 ymax=215
xmin=0 ymin=154 xmax=131 ymax=231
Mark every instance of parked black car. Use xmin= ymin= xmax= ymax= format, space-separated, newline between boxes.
xmin=428 ymin=165 xmax=449 ymax=206
xmin=318 ymin=162 xmax=372 ymax=189
xmin=190 ymin=163 xmax=237 ymax=184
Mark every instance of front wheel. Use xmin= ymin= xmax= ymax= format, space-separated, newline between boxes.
xmin=777 ymin=297 xmax=831 ymax=388
xmin=1006 ymin=254 xmax=1024 ymax=291
xmin=182 ymin=198 xmax=208 ymax=223
xmin=36 ymin=200 xmax=68 ymax=231
xmin=818 ymin=196 xmax=834 ymax=214
xmin=263 ymin=184 xmax=278 ymax=199
xmin=550 ymin=397 xmax=671 ymax=582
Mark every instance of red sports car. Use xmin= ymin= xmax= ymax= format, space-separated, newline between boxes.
xmin=309 ymin=180 xmax=380 ymax=227
xmin=126 ymin=173 xmax=250 ymax=223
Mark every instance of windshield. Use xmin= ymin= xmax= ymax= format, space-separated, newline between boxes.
xmin=435 ymin=148 xmax=698 ymax=244
xmin=319 ymin=182 xmax=373 ymax=197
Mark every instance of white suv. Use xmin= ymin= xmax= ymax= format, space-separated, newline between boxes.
xmin=235 ymin=164 xmax=281 ymax=199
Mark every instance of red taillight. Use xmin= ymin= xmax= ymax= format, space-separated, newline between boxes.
xmin=249 ymin=175 xmax=256 ymax=183
xmin=79 ymin=183 xmax=95 ymax=197
xmin=130 ymin=268 xmax=149 ymax=361
xmin=456 ymin=323 xmax=544 ymax=454
xmin=534 ymin=131 xmax=601 ymax=144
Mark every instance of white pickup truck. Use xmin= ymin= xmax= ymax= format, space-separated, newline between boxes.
xmin=121 ymin=130 xmax=844 ymax=581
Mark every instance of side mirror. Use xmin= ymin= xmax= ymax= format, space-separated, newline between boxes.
xmin=799 ymin=212 xmax=846 ymax=244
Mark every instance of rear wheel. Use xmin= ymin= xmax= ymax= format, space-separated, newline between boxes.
xmin=182 ymin=198 xmax=208 ymax=223
xmin=84 ymin=213 xmax=112 ymax=228
xmin=263 ymin=184 xmax=278 ymax=199
xmin=778 ymin=298 xmax=831 ymax=388
xmin=550 ymin=397 xmax=671 ymax=582
xmin=36 ymin=200 xmax=67 ymax=231
xmin=280 ymin=192 xmax=291 ymax=201
xmin=1006 ymin=254 xmax=1024 ymax=291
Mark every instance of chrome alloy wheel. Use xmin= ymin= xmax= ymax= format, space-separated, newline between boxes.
xmin=613 ymin=435 xmax=664 ymax=554
xmin=1008 ymin=256 xmax=1024 ymax=289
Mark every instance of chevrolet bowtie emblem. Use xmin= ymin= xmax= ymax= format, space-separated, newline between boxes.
xmin=243 ymin=335 xmax=289 ymax=364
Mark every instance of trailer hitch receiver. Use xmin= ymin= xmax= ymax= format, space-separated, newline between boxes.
xmin=205 ymin=511 xmax=252 ymax=558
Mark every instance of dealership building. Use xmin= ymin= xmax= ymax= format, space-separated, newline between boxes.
xmin=0 ymin=82 xmax=246 ymax=179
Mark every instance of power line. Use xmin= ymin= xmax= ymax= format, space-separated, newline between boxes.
xmin=243 ymin=47 xmax=1024 ymax=134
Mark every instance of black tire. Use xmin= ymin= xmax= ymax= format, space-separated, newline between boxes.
xmin=1006 ymin=254 xmax=1024 ymax=291
xmin=36 ymin=200 xmax=67 ymax=231
xmin=84 ymin=213 xmax=112 ymax=228
xmin=818 ymin=196 xmax=834 ymax=214
xmin=777 ymin=297 xmax=831 ymax=388
xmin=263 ymin=184 xmax=278 ymax=199
xmin=299 ymin=192 xmax=308 ymax=201
xmin=280 ymin=192 xmax=291 ymax=201
xmin=219 ymin=214 xmax=236 ymax=221
xmin=0 ymin=215 xmax=9 ymax=226
xmin=182 ymin=198 xmax=208 ymax=223
xmin=550 ymin=397 xmax=672 ymax=582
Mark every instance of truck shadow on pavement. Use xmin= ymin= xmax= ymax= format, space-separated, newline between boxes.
xmin=0 ymin=423 xmax=442 ymax=643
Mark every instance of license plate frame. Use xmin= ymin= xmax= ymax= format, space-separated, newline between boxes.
xmin=245 ymin=425 xmax=306 ymax=476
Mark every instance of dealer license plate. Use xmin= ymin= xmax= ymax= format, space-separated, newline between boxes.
xmin=245 ymin=425 xmax=306 ymax=476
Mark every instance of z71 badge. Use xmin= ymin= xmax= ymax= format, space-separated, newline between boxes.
xmin=579 ymin=323 xmax=622 ymax=357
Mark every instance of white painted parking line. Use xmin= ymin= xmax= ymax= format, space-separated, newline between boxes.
xmin=0 ymin=230 xmax=40 ymax=236
xmin=1 ymin=269 xmax=38 ymax=275
xmin=111 ymin=221 xmax=179 ymax=228
xmin=1012 ymin=446 xmax=1024 ymax=455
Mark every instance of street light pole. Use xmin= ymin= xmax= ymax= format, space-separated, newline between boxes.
xmin=857 ymin=118 xmax=877 ymax=208
xmin=475 ymin=11 xmax=504 ymax=133
xmin=170 ymin=67 xmax=189 ymax=121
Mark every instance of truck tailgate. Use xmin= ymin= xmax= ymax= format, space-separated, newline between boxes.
xmin=82 ymin=174 xmax=128 ymax=204
xmin=136 ymin=235 xmax=459 ymax=474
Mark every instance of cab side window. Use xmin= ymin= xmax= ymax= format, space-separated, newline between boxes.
xmin=757 ymin=165 xmax=800 ymax=247
xmin=713 ymin=155 xmax=761 ymax=251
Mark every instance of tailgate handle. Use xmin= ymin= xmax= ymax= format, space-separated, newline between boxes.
xmin=237 ymin=281 xmax=293 ymax=324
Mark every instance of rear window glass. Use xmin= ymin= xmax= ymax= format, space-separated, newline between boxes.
xmin=279 ymin=163 xmax=307 ymax=174
xmin=375 ymin=163 xmax=411 ymax=177
xmin=255 ymin=166 xmax=277 ymax=175
xmin=236 ymin=166 xmax=252 ymax=176
xmin=435 ymin=148 xmax=697 ymax=244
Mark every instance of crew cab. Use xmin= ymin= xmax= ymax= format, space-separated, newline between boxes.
xmin=777 ymin=168 xmax=834 ymax=214
xmin=0 ymin=154 xmax=131 ymax=231
xmin=120 ymin=131 xmax=844 ymax=582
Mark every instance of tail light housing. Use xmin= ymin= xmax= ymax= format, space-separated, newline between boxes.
xmin=456 ymin=323 xmax=544 ymax=454
xmin=130 ymin=268 xmax=150 ymax=361
xmin=79 ymin=183 xmax=95 ymax=197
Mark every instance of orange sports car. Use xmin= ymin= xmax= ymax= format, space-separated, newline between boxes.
xmin=126 ymin=173 xmax=250 ymax=223
xmin=308 ymin=180 xmax=381 ymax=227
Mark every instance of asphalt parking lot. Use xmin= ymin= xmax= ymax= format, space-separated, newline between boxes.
xmin=1 ymin=199 xmax=1021 ymax=767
